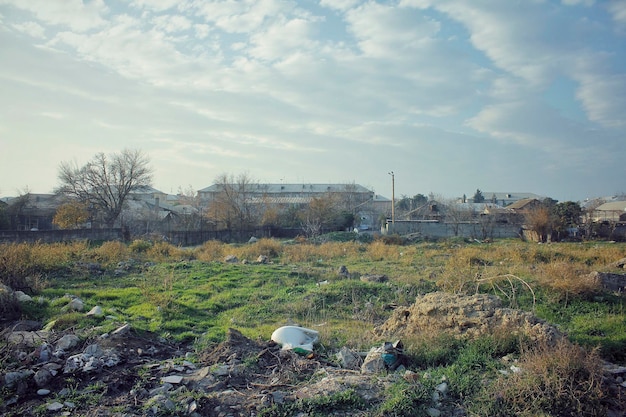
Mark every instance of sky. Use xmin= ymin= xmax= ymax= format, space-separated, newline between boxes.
xmin=1 ymin=0 xmax=625 ymax=203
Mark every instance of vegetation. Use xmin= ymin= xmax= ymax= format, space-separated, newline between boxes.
xmin=1 ymin=236 xmax=625 ymax=415
xmin=56 ymin=149 xmax=153 ymax=227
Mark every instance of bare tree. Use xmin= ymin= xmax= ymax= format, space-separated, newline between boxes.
xmin=206 ymin=172 xmax=259 ymax=232
xmin=443 ymin=199 xmax=474 ymax=237
xmin=56 ymin=149 xmax=153 ymax=227
xmin=525 ymin=206 xmax=552 ymax=242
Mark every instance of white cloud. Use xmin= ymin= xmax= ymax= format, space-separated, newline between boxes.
xmin=12 ymin=21 xmax=45 ymax=38
xmin=0 ymin=0 xmax=108 ymax=32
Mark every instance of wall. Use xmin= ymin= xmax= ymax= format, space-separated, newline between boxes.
xmin=0 ymin=228 xmax=122 ymax=243
xmin=385 ymin=220 xmax=521 ymax=239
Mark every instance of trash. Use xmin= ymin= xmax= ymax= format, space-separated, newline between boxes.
xmin=382 ymin=340 xmax=405 ymax=371
xmin=271 ymin=326 xmax=319 ymax=354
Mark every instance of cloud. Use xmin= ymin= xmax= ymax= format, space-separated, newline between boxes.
xmin=0 ymin=0 xmax=108 ymax=32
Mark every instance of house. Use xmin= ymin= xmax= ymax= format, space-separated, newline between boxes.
xmin=505 ymin=198 xmax=543 ymax=212
xmin=2 ymin=193 xmax=66 ymax=230
xmin=198 ymin=183 xmax=383 ymax=230
xmin=198 ymin=183 xmax=374 ymax=203
xmin=592 ymin=201 xmax=626 ymax=223
xmin=478 ymin=192 xmax=544 ymax=207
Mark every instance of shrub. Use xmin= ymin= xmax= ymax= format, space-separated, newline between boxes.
xmin=94 ymin=240 xmax=129 ymax=265
xmin=535 ymin=261 xmax=598 ymax=302
xmin=128 ymin=239 xmax=152 ymax=253
xmin=195 ymin=240 xmax=225 ymax=262
xmin=473 ymin=339 xmax=606 ymax=417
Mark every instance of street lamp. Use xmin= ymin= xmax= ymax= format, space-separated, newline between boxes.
xmin=388 ymin=171 xmax=395 ymax=232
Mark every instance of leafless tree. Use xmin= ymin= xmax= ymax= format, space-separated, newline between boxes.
xmin=525 ymin=206 xmax=552 ymax=242
xmin=207 ymin=172 xmax=260 ymax=232
xmin=56 ymin=149 xmax=153 ymax=227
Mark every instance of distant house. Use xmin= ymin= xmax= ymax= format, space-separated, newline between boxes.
xmin=592 ymin=201 xmax=626 ymax=223
xmin=505 ymin=198 xmax=543 ymax=212
xmin=478 ymin=192 xmax=544 ymax=207
xmin=3 ymin=193 xmax=66 ymax=230
xmin=198 ymin=183 xmax=383 ymax=230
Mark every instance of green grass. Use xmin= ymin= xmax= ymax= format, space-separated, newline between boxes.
xmin=3 ymin=237 xmax=626 ymax=416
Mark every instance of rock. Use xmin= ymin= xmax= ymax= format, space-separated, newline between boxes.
xmin=224 ymin=255 xmax=239 ymax=263
xmin=248 ymin=236 xmax=258 ymax=243
xmin=86 ymin=306 xmax=104 ymax=317
xmin=612 ymin=257 xmax=626 ymax=269
xmin=588 ymin=271 xmax=626 ymax=292
xmin=15 ymin=291 xmax=32 ymax=302
xmin=37 ymin=389 xmax=51 ymax=396
xmin=360 ymin=274 xmax=388 ymax=283
xmin=68 ymin=298 xmax=84 ymax=312
xmin=6 ymin=330 xmax=49 ymax=347
xmin=256 ymin=255 xmax=269 ymax=264
xmin=111 ymin=323 xmax=131 ymax=337
xmin=337 ymin=265 xmax=350 ymax=278
xmin=161 ymin=375 xmax=184 ymax=384
xmin=34 ymin=368 xmax=53 ymax=387
xmin=56 ymin=334 xmax=81 ymax=351
xmin=5 ymin=370 xmax=34 ymax=389
xmin=361 ymin=346 xmax=386 ymax=373
xmin=374 ymin=292 xmax=563 ymax=345
xmin=336 ymin=346 xmax=362 ymax=370
xmin=47 ymin=402 xmax=64 ymax=411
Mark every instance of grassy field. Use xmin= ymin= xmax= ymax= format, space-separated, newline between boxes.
xmin=1 ymin=234 xmax=625 ymax=415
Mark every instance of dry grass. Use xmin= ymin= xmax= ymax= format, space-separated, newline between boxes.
xmin=535 ymin=261 xmax=599 ymax=302
xmin=486 ymin=338 xmax=606 ymax=416
xmin=195 ymin=240 xmax=225 ymax=262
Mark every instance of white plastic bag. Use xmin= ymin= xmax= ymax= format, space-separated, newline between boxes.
xmin=271 ymin=326 xmax=319 ymax=353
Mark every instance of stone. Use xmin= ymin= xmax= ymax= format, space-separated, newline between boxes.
xmin=56 ymin=334 xmax=80 ymax=351
xmin=337 ymin=265 xmax=349 ymax=277
xmin=224 ymin=255 xmax=239 ymax=263
xmin=5 ymin=370 xmax=34 ymax=389
xmin=360 ymin=347 xmax=386 ymax=374
xmin=336 ymin=346 xmax=362 ymax=370
xmin=47 ymin=402 xmax=64 ymax=411
xmin=111 ymin=323 xmax=131 ymax=336
xmin=34 ymin=368 xmax=53 ymax=387
xmin=256 ymin=255 xmax=269 ymax=264
xmin=68 ymin=298 xmax=84 ymax=312
xmin=15 ymin=291 xmax=32 ymax=302
xmin=37 ymin=389 xmax=51 ymax=396
xmin=86 ymin=306 xmax=104 ymax=317
xmin=360 ymin=274 xmax=388 ymax=283
xmin=161 ymin=375 xmax=184 ymax=384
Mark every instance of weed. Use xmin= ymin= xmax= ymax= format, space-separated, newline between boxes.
xmin=259 ymin=388 xmax=366 ymax=417
xmin=372 ymin=379 xmax=431 ymax=417
xmin=472 ymin=338 xmax=606 ymax=416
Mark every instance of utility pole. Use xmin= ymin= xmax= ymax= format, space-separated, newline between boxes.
xmin=388 ymin=171 xmax=395 ymax=233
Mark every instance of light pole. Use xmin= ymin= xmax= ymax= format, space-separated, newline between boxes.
xmin=388 ymin=171 xmax=395 ymax=233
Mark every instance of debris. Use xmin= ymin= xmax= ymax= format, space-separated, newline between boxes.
xmin=271 ymin=326 xmax=319 ymax=354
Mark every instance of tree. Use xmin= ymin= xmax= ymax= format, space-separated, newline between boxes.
xmin=473 ymin=189 xmax=485 ymax=203
xmin=206 ymin=172 xmax=259 ymax=232
xmin=53 ymin=201 xmax=90 ymax=229
xmin=302 ymin=193 xmax=343 ymax=237
xmin=551 ymin=201 xmax=582 ymax=240
xmin=56 ymin=149 xmax=153 ymax=227
xmin=525 ymin=206 xmax=552 ymax=242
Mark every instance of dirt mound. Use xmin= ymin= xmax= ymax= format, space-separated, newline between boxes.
xmin=374 ymin=292 xmax=563 ymax=344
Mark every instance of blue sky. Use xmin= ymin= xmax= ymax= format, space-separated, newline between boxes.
xmin=1 ymin=0 xmax=625 ymax=202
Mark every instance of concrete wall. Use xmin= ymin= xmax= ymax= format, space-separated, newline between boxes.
xmin=0 ymin=228 xmax=122 ymax=244
xmin=385 ymin=220 xmax=521 ymax=240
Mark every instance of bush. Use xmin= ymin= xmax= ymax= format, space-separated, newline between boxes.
xmin=473 ymin=339 xmax=606 ymax=416
xmin=195 ymin=240 xmax=225 ymax=262
xmin=128 ymin=239 xmax=152 ymax=253
xmin=94 ymin=240 xmax=129 ymax=265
